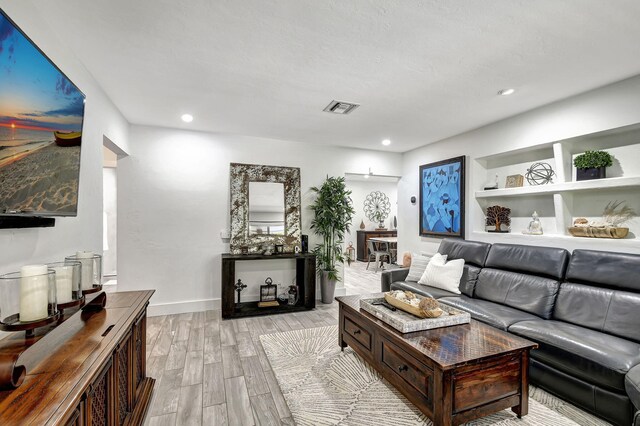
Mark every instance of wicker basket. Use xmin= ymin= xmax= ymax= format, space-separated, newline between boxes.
xmin=568 ymin=227 xmax=629 ymax=239
xmin=384 ymin=292 xmax=443 ymax=319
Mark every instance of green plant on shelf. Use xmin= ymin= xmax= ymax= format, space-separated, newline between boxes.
xmin=573 ymin=150 xmax=613 ymax=169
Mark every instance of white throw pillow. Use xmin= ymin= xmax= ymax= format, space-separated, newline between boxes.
xmin=418 ymin=255 xmax=464 ymax=294
xmin=406 ymin=252 xmax=447 ymax=282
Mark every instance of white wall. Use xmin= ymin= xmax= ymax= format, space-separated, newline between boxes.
xmin=0 ymin=3 xmax=129 ymax=275
xmin=398 ymin=75 xmax=640 ymax=256
xmin=117 ymin=126 xmax=402 ymax=315
xmin=347 ymin=180 xmax=398 ymax=233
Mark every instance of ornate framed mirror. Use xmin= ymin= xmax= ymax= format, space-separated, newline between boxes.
xmin=229 ymin=163 xmax=301 ymax=254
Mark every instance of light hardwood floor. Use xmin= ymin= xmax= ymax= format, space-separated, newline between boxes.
xmin=343 ymin=260 xmax=400 ymax=295
xmin=143 ymin=262 xmax=386 ymax=426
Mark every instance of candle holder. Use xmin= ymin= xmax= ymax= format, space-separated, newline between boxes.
xmin=0 ymin=269 xmax=59 ymax=338
xmin=65 ymin=253 xmax=103 ymax=295
xmin=47 ymin=261 xmax=85 ymax=312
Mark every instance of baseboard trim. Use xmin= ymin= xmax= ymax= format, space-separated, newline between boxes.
xmin=148 ymin=298 xmax=221 ymax=316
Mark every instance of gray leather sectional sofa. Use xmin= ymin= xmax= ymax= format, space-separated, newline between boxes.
xmin=381 ymin=239 xmax=640 ymax=426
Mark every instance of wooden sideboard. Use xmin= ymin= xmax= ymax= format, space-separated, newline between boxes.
xmin=356 ymin=230 xmax=397 ymax=261
xmin=0 ymin=290 xmax=155 ymax=426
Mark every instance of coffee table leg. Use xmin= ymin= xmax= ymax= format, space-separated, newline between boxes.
xmin=512 ymin=350 xmax=529 ymax=418
xmin=338 ymin=308 xmax=347 ymax=351
xmin=433 ymin=369 xmax=453 ymax=426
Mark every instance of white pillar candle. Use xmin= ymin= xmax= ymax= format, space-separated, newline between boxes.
xmin=76 ymin=251 xmax=94 ymax=290
xmin=20 ymin=264 xmax=49 ymax=322
xmin=53 ymin=266 xmax=73 ymax=304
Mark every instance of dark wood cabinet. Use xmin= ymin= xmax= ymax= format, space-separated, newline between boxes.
xmin=0 ymin=291 xmax=155 ymax=426
xmin=356 ymin=230 xmax=397 ymax=261
xmin=86 ymin=359 xmax=113 ymax=426
xmin=63 ymin=403 xmax=84 ymax=426
xmin=114 ymin=330 xmax=133 ymax=426
xmin=132 ymin=312 xmax=146 ymax=404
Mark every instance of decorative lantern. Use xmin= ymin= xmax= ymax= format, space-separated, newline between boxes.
xmin=288 ymin=285 xmax=298 ymax=306
xmin=259 ymin=277 xmax=279 ymax=308
xmin=0 ymin=266 xmax=59 ymax=337
xmin=65 ymin=252 xmax=102 ymax=294
xmin=46 ymin=261 xmax=84 ymax=310
xmin=346 ymin=242 xmax=356 ymax=263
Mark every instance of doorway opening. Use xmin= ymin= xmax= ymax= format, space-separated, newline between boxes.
xmin=343 ymin=172 xmax=400 ymax=295
xmin=102 ymin=136 xmax=128 ymax=291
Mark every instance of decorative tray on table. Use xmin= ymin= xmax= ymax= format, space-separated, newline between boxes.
xmin=359 ymin=292 xmax=470 ymax=333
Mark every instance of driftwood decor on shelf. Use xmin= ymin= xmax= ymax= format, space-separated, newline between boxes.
xmin=569 ymin=201 xmax=636 ymax=239
xmin=568 ymin=226 xmax=629 ymax=239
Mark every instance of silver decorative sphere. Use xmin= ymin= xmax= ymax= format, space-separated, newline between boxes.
xmin=525 ymin=162 xmax=555 ymax=185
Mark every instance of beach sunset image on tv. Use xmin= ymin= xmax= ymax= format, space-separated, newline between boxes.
xmin=0 ymin=10 xmax=85 ymax=215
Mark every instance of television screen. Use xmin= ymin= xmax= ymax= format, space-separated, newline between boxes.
xmin=0 ymin=9 xmax=85 ymax=216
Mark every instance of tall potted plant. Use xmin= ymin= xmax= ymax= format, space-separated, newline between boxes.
xmin=573 ymin=150 xmax=613 ymax=181
xmin=310 ymin=176 xmax=355 ymax=304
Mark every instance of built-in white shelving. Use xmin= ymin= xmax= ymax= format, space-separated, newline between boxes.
xmin=471 ymin=122 xmax=640 ymax=251
xmin=475 ymin=176 xmax=640 ymax=199
xmin=470 ymin=231 xmax=640 ymax=251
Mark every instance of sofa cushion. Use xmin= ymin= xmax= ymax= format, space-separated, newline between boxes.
xmin=406 ymin=253 xmax=437 ymax=282
xmin=438 ymin=239 xmax=491 ymax=267
xmin=389 ymin=281 xmax=460 ymax=299
xmin=474 ymin=268 xmax=560 ymax=319
xmin=553 ymin=282 xmax=640 ymax=343
xmin=485 ymin=243 xmax=569 ymax=280
xmin=418 ymin=255 xmax=464 ymax=294
xmin=628 ymin=364 xmax=640 ymax=411
xmin=438 ymin=295 xmax=539 ymax=330
xmin=567 ymin=249 xmax=640 ymax=292
xmin=509 ymin=320 xmax=640 ymax=392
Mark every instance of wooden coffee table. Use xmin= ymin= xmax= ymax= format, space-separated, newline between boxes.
xmin=336 ymin=294 xmax=537 ymax=426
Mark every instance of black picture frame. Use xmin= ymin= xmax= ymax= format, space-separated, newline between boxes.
xmin=419 ymin=156 xmax=466 ymax=239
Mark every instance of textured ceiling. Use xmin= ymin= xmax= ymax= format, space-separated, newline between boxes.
xmin=28 ymin=0 xmax=640 ymax=152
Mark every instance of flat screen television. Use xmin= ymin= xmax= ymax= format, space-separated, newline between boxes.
xmin=0 ymin=8 xmax=85 ymax=217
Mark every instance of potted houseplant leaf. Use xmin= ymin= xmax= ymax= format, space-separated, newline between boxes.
xmin=310 ymin=176 xmax=355 ymax=304
xmin=573 ymin=150 xmax=613 ymax=181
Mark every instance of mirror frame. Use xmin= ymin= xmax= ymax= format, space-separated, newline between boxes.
xmin=229 ymin=163 xmax=301 ymax=254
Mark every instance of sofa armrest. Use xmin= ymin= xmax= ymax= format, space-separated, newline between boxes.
xmin=635 ymin=411 xmax=640 ymax=426
xmin=626 ymin=364 xmax=640 ymax=412
xmin=381 ymin=268 xmax=410 ymax=292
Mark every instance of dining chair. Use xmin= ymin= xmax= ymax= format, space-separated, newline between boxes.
xmin=366 ymin=240 xmax=390 ymax=272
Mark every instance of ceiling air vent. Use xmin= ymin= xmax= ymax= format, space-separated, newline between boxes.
xmin=323 ymin=100 xmax=360 ymax=115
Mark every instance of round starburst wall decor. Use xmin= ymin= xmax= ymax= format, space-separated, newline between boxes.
xmin=364 ymin=191 xmax=391 ymax=228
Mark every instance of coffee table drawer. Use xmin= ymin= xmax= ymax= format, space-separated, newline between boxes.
xmin=381 ymin=338 xmax=432 ymax=399
xmin=344 ymin=316 xmax=372 ymax=351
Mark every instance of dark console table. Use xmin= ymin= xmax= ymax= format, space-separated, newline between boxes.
xmin=356 ymin=230 xmax=397 ymax=261
xmin=221 ymin=253 xmax=316 ymax=319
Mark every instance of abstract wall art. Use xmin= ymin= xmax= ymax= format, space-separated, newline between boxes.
xmin=419 ymin=156 xmax=465 ymax=238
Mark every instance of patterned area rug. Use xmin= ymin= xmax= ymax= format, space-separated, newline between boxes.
xmin=260 ymin=326 xmax=610 ymax=426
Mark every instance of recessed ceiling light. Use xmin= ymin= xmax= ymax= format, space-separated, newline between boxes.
xmin=181 ymin=113 xmax=194 ymax=123
xmin=382 ymin=139 xmax=391 ymax=146
xmin=497 ymin=88 xmax=515 ymax=96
